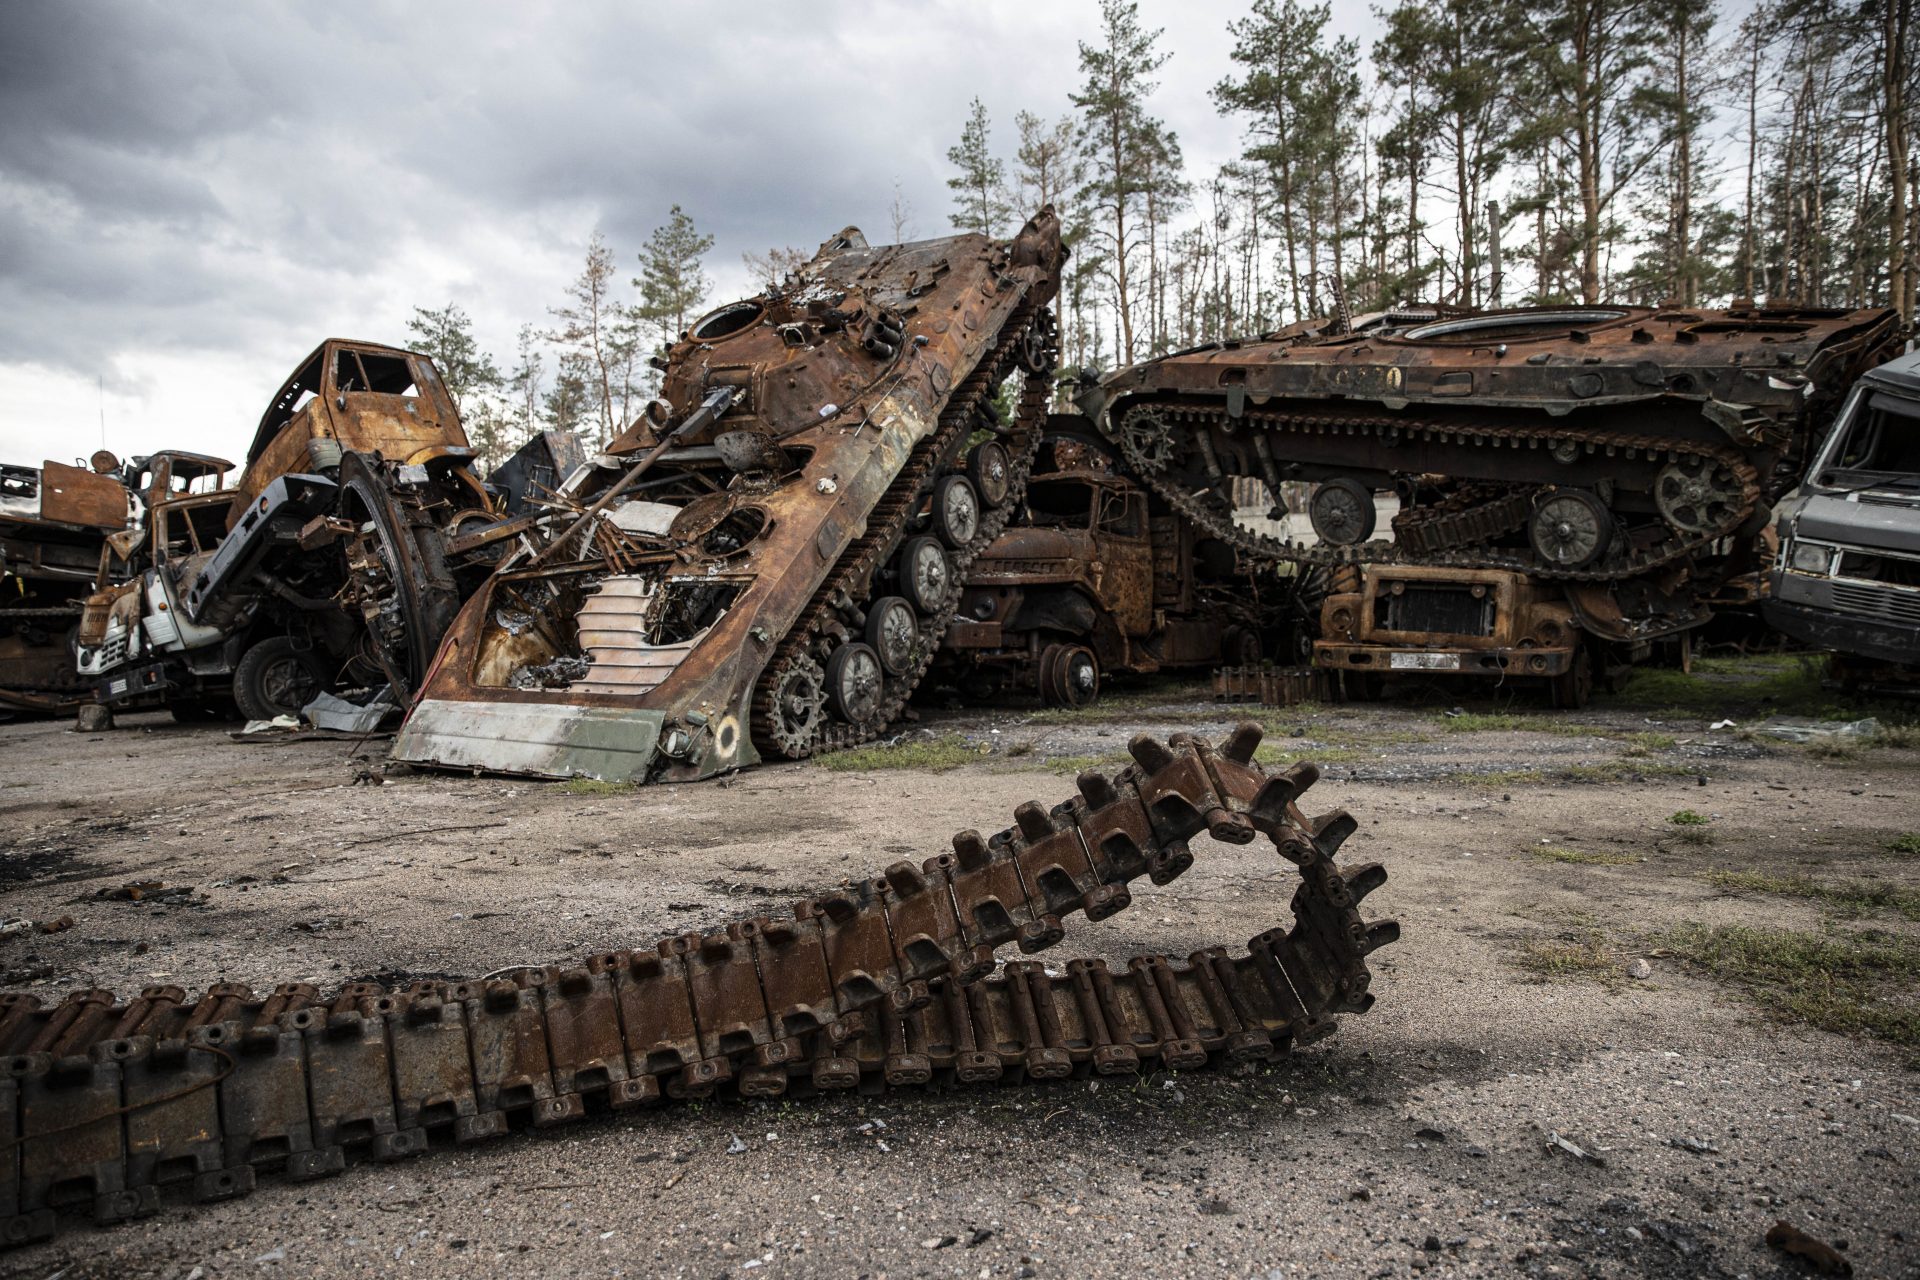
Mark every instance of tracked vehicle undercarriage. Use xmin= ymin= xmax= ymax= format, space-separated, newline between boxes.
xmin=1084 ymin=305 xmax=1902 ymax=649
xmin=0 ymin=726 xmax=1394 ymax=1248
xmin=395 ymin=210 xmax=1066 ymax=782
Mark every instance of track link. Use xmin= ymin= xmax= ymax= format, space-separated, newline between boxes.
xmin=0 ymin=724 xmax=1394 ymax=1248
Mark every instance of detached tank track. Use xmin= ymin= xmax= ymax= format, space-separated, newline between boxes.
xmin=750 ymin=299 xmax=1055 ymax=758
xmin=0 ymin=725 xmax=1394 ymax=1248
xmin=1391 ymin=484 xmax=1532 ymax=556
xmin=1115 ymin=404 xmax=1762 ymax=584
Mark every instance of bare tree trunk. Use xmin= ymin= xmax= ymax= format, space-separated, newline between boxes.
xmin=1744 ymin=38 xmax=1760 ymax=300
xmin=1887 ymin=0 xmax=1913 ymax=319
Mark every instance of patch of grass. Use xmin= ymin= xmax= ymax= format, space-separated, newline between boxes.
xmin=1252 ymin=743 xmax=1369 ymax=766
xmin=1447 ymin=760 xmax=1696 ymax=788
xmin=1601 ymin=655 xmax=1851 ymax=718
xmin=1023 ymin=679 xmax=1217 ymax=724
xmin=1701 ymin=869 xmax=1920 ymax=921
xmin=1623 ymin=731 xmax=1678 ymax=752
xmin=1875 ymin=724 xmax=1920 ymax=749
xmin=816 ymin=735 xmax=987 ymax=772
xmin=1669 ymin=809 xmax=1711 ymax=826
xmin=1527 ymin=845 xmax=1642 ymax=866
xmin=1890 ymin=833 xmax=1920 ymax=856
xmin=1436 ymin=711 xmax=1605 ymax=736
xmin=1688 ymin=653 xmax=1802 ymax=676
xmin=1514 ymin=931 xmax=1619 ymax=982
xmin=558 ymin=777 xmax=632 ymax=795
xmin=1806 ymin=737 xmax=1863 ymax=761
xmin=1669 ymin=825 xmax=1715 ymax=847
xmin=1661 ymin=922 xmax=1920 ymax=1058
xmin=1038 ymin=752 xmax=1132 ymax=777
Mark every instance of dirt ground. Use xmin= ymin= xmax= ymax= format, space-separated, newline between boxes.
xmin=2 ymin=664 xmax=1918 ymax=1279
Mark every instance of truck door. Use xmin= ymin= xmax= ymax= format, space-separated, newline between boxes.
xmin=1096 ymin=488 xmax=1153 ymax=636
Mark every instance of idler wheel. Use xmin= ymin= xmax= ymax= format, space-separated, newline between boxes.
xmin=1309 ymin=478 xmax=1377 ymax=546
xmin=932 ymin=475 xmax=980 ymax=547
xmin=898 ymin=536 xmax=951 ymax=613
xmin=1529 ymin=489 xmax=1614 ymax=569
xmin=968 ymin=441 xmax=1013 ymax=508
xmin=1654 ymin=455 xmax=1743 ymax=534
xmin=864 ymin=596 xmax=919 ymax=676
xmin=825 ymin=643 xmax=885 ymax=725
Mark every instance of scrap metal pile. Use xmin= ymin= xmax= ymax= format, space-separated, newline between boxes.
xmin=0 ymin=725 xmax=1395 ymax=1247
xmin=1083 ymin=304 xmax=1903 ymax=686
xmin=394 ymin=210 xmax=1066 ymax=782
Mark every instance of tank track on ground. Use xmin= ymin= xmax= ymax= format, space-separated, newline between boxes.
xmin=1115 ymin=403 xmax=1761 ymax=583
xmin=0 ymin=725 xmax=1394 ymax=1248
xmin=750 ymin=301 xmax=1056 ymax=757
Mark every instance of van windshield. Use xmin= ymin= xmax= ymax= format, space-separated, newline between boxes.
xmin=1823 ymin=392 xmax=1920 ymax=485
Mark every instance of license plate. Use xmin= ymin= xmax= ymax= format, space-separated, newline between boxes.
xmin=1390 ymin=652 xmax=1461 ymax=671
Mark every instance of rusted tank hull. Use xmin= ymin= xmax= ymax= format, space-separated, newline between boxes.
xmin=396 ymin=212 xmax=1065 ymax=782
xmin=0 ymin=725 xmax=1395 ymax=1248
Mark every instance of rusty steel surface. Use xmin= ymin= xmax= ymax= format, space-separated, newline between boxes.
xmin=0 ymin=725 xmax=1395 ymax=1248
xmin=395 ymin=211 xmax=1066 ymax=783
xmin=1086 ymin=305 xmax=1904 ymax=646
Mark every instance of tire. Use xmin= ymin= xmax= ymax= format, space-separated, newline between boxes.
xmin=1529 ymin=489 xmax=1614 ymax=570
xmin=864 ymin=596 xmax=919 ymax=676
xmin=1221 ymin=624 xmax=1262 ymax=668
xmin=232 ymin=637 xmax=327 ymax=722
xmin=1550 ymin=647 xmax=1594 ymax=710
xmin=898 ymin=537 xmax=951 ymax=614
xmin=1309 ymin=478 xmax=1377 ymax=546
xmin=931 ymin=475 xmax=980 ymax=547
xmin=1038 ymin=643 xmax=1099 ymax=707
xmin=968 ymin=442 xmax=1013 ymax=508
xmin=824 ymin=642 xmax=885 ymax=725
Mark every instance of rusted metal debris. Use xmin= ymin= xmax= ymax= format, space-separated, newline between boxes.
xmin=73 ymin=342 xmax=575 ymax=722
xmin=1211 ymin=665 xmax=1335 ymax=706
xmin=394 ymin=210 xmax=1066 ymax=782
xmin=0 ymin=724 xmax=1394 ymax=1247
xmin=1082 ymin=304 xmax=1904 ymax=698
xmin=939 ymin=422 xmax=1306 ymax=707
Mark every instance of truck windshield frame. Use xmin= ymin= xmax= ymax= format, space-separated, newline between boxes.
xmin=1815 ymin=384 xmax=1920 ymax=487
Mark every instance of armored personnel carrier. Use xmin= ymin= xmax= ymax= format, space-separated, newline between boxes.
xmin=1081 ymin=304 xmax=1902 ymax=696
xmin=394 ymin=210 xmax=1065 ymax=782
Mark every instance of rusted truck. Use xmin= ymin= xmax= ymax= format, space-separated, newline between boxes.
xmin=1080 ymin=303 xmax=1903 ymax=704
xmin=939 ymin=420 xmax=1287 ymax=706
xmin=75 ymin=339 xmax=543 ymax=720
xmin=393 ymin=211 xmax=1065 ymax=781
xmin=0 ymin=451 xmax=139 ymax=713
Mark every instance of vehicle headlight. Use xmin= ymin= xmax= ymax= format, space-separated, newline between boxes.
xmin=1787 ymin=540 xmax=1835 ymax=575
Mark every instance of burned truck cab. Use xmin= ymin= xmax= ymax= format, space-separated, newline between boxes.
xmin=1767 ymin=349 xmax=1920 ymax=670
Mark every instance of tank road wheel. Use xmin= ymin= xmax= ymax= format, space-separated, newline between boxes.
xmin=1039 ymin=644 xmax=1100 ymax=708
xmin=1550 ymin=646 xmax=1594 ymax=710
xmin=763 ymin=658 xmax=826 ymax=757
xmin=864 ymin=596 xmax=919 ymax=676
xmin=233 ymin=637 xmax=326 ymax=722
xmin=968 ymin=441 xmax=1013 ymax=509
xmin=1017 ymin=308 xmax=1059 ymax=375
xmin=1529 ymin=489 xmax=1614 ymax=570
xmin=825 ymin=643 xmax=885 ymax=726
xmin=1654 ymin=456 xmax=1744 ymax=535
xmin=899 ymin=536 xmax=951 ymax=614
xmin=932 ymin=475 xmax=980 ymax=547
xmin=1309 ymin=478 xmax=1377 ymax=547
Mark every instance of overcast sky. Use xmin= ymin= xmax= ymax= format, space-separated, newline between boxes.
xmin=0 ymin=1 xmax=1389 ymax=469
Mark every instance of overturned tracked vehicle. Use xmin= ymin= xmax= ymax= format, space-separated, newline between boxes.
xmin=1083 ymin=304 xmax=1903 ymax=694
xmin=395 ymin=210 xmax=1066 ymax=781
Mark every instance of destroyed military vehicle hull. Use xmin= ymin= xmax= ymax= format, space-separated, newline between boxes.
xmin=0 ymin=725 xmax=1397 ymax=1248
xmin=0 ymin=454 xmax=137 ymax=713
xmin=940 ymin=419 xmax=1300 ymax=706
xmin=1081 ymin=305 xmax=1902 ymax=697
xmin=395 ymin=210 xmax=1065 ymax=782
xmin=75 ymin=341 xmax=565 ymax=721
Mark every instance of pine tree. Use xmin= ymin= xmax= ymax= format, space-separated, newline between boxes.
xmin=946 ymin=98 xmax=1011 ymax=235
xmin=404 ymin=303 xmax=500 ymax=415
xmin=634 ymin=205 xmax=716 ymax=347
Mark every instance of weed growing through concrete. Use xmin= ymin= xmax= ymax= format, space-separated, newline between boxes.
xmin=1662 ymin=922 xmax=1920 ymax=1058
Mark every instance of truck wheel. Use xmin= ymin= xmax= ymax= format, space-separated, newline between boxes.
xmin=932 ymin=475 xmax=980 ymax=547
xmin=898 ymin=537 xmax=951 ymax=613
xmin=864 ymin=597 xmax=919 ymax=676
xmin=824 ymin=642 xmax=884 ymax=725
xmin=1039 ymin=643 xmax=1099 ymax=708
xmin=1550 ymin=647 xmax=1594 ymax=710
xmin=1221 ymin=624 xmax=1262 ymax=668
xmin=233 ymin=637 xmax=326 ymax=722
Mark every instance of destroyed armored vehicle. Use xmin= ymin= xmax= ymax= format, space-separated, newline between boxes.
xmin=74 ymin=340 xmax=560 ymax=721
xmin=940 ymin=420 xmax=1294 ymax=706
xmin=394 ymin=210 xmax=1065 ymax=782
xmin=1767 ymin=347 xmax=1920 ymax=674
xmin=1081 ymin=304 xmax=1902 ymax=701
